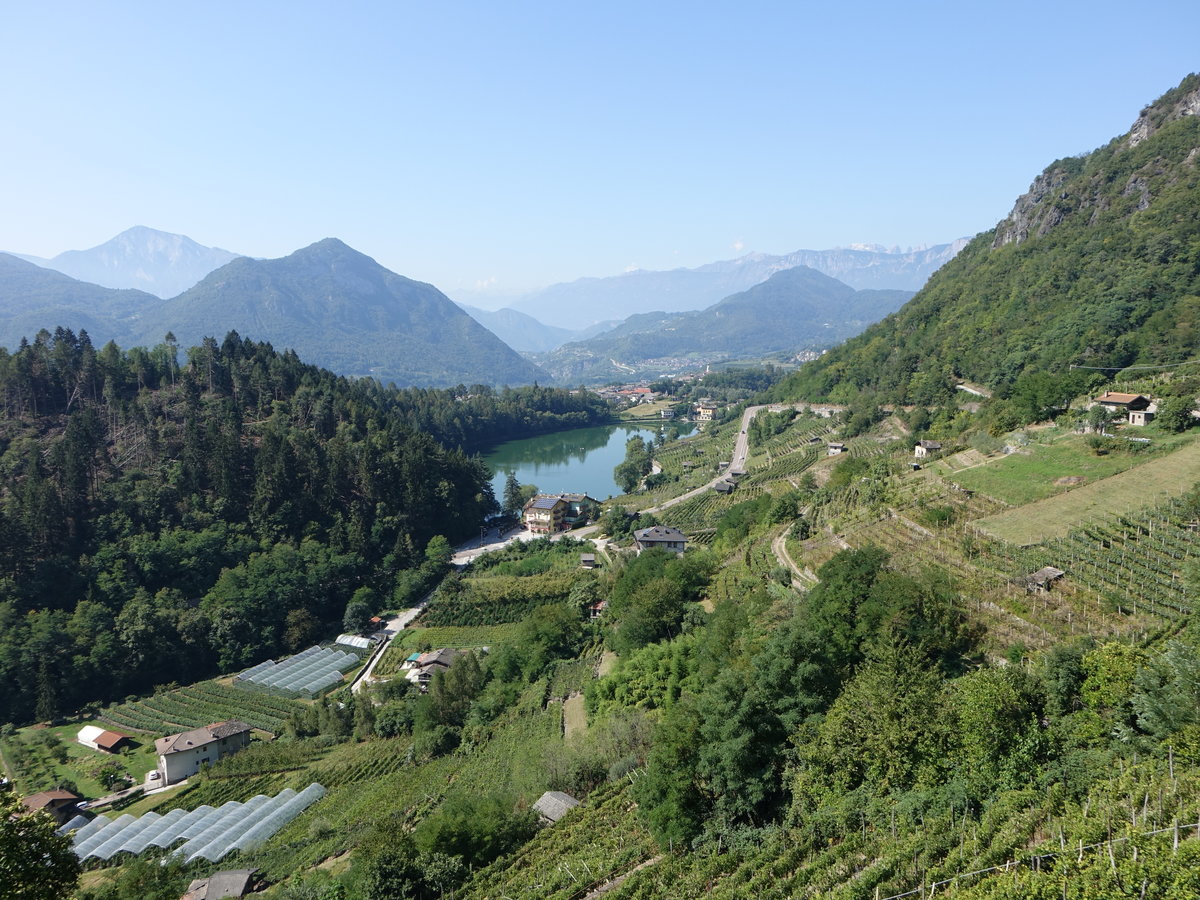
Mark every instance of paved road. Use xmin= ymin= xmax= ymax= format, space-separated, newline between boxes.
xmin=642 ymin=404 xmax=765 ymax=514
xmin=350 ymin=602 xmax=428 ymax=694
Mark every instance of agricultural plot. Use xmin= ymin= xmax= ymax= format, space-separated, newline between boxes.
xmin=973 ymin=437 xmax=1200 ymax=544
xmin=234 ymin=645 xmax=361 ymax=699
xmin=459 ymin=781 xmax=658 ymax=900
xmin=422 ymin=569 xmax=581 ymax=627
xmin=603 ymin=758 xmax=1200 ymax=900
xmin=660 ymin=485 xmax=765 ymax=535
xmin=244 ymin=679 xmax=564 ymax=879
xmin=0 ymin=721 xmax=158 ymax=797
xmin=101 ymin=681 xmax=302 ymax=736
xmin=373 ymin=624 xmax=522 ymax=678
xmin=68 ymin=782 xmax=325 ymax=865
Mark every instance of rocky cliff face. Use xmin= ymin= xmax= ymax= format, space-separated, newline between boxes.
xmin=993 ymin=75 xmax=1199 ymax=249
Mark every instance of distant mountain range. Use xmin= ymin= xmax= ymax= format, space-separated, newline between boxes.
xmin=535 ymin=267 xmax=913 ymax=383
xmin=14 ymin=226 xmax=241 ymax=299
xmin=506 ymin=242 xmax=966 ymax=330
xmin=0 ymin=240 xmax=546 ymax=388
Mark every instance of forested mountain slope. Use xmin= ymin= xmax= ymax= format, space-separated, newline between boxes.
xmin=538 ymin=267 xmax=912 ymax=383
xmin=0 ymin=253 xmax=156 ymax=351
xmin=137 ymin=239 xmax=547 ymax=388
xmin=0 ymin=329 xmax=604 ymax=724
xmin=775 ymin=74 xmax=1200 ymax=413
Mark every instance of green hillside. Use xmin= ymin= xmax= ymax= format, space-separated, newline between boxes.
xmin=538 ymin=267 xmax=912 ymax=383
xmin=136 ymin=239 xmax=546 ymax=388
xmin=774 ymin=74 xmax=1200 ymax=421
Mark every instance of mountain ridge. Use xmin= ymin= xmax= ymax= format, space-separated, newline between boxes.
xmin=16 ymin=226 xmax=241 ymax=299
xmin=135 ymin=239 xmax=547 ymax=388
xmin=508 ymin=241 xmax=965 ymax=329
xmin=775 ymin=72 xmax=1200 ymax=417
xmin=536 ymin=266 xmax=913 ymax=383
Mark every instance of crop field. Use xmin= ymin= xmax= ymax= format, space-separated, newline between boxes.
xmin=658 ymin=484 xmax=766 ymax=534
xmin=600 ymin=756 xmax=1200 ymax=899
xmin=973 ymin=436 xmax=1200 ymax=544
xmin=243 ymin=679 xmax=564 ymax=879
xmin=943 ymin=429 xmax=1199 ymax=508
xmin=100 ymin=680 xmax=303 ymax=736
xmin=372 ymin=624 xmax=522 ymax=677
xmin=460 ymin=780 xmax=658 ymax=899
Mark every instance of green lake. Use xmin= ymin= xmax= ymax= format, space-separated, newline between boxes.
xmin=483 ymin=423 xmax=683 ymax=502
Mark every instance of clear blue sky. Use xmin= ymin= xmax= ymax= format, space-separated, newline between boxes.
xmin=2 ymin=1 xmax=1197 ymax=304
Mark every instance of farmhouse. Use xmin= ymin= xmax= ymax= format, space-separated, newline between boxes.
xmin=1094 ymin=391 xmax=1151 ymax=412
xmin=580 ymin=553 xmax=597 ymax=569
xmin=21 ymin=789 xmax=82 ymax=824
xmin=827 ymin=442 xmax=847 ymax=456
xmin=914 ymin=440 xmax=943 ymax=458
xmin=155 ymin=721 xmax=253 ymax=785
xmin=634 ymin=525 xmax=688 ymax=555
xmin=77 ymin=725 xmax=132 ymax=753
xmin=405 ymin=648 xmax=460 ymax=690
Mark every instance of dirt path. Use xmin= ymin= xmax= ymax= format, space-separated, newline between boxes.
xmin=770 ymin=528 xmax=816 ymax=587
xmin=581 ymin=855 xmax=664 ymax=899
xmin=563 ymin=693 xmax=587 ymax=738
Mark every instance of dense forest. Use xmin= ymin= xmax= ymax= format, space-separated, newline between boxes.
xmin=0 ymin=326 xmax=608 ymax=725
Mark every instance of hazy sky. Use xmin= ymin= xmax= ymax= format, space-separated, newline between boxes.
xmin=2 ymin=1 xmax=1197 ymax=304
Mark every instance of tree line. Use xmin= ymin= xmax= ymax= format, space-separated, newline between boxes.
xmin=0 ymin=327 xmax=605 ymax=726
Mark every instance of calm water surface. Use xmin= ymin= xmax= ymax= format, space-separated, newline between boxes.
xmin=483 ymin=423 xmax=679 ymax=502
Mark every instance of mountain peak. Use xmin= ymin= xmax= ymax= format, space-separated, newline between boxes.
xmin=16 ymin=227 xmax=243 ymax=298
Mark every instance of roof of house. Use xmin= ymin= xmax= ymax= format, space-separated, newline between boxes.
xmin=77 ymin=725 xmax=130 ymax=750
xmin=416 ymin=648 xmax=459 ymax=668
xmin=1096 ymin=391 xmax=1148 ymax=404
xmin=183 ymin=869 xmax=256 ymax=900
xmin=526 ymin=496 xmax=565 ymax=511
xmin=580 ymin=553 xmax=596 ymax=562
xmin=634 ymin=526 xmax=687 ymax=543
xmin=917 ymin=440 xmax=943 ymax=449
xmin=561 ymin=493 xmax=598 ymax=503
xmin=155 ymin=721 xmax=252 ymax=756
xmin=22 ymin=789 xmax=81 ymax=811
xmin=533 ymin=790 xmax=580 ymax=823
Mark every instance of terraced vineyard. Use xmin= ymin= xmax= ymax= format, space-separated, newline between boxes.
xmin=460 ymin=780 xmax=658 ymax=899
xmin=602 ymin=757 xmax=1200 ymax=899
xmin=659 ymin=484 xmax=766 ymax=535
xmin=100 ymin=680 xmax=302 ymax=736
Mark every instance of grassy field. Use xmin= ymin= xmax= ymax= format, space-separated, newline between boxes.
xmin=0 ymin=720 xmax=159 ymax=798
xmin=974 ymin=436 xmax=1200 ymax=545
xmin=937 ymin=428 xmax=1199 ymax=507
